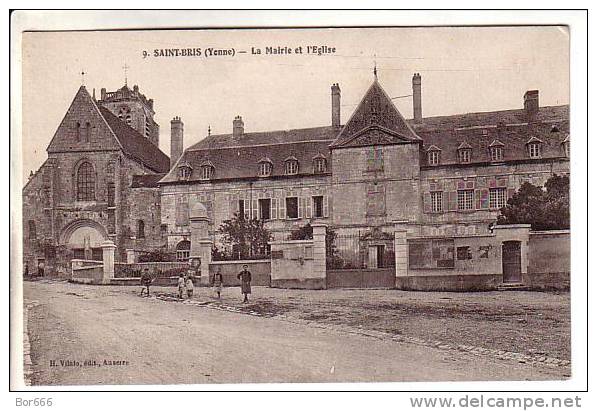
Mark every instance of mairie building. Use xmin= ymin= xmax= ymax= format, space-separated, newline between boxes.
xmin=22 ymin=73 xmax=569 ymax=275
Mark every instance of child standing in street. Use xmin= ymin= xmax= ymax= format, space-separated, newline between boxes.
xmin=212 ymin=268 xmax=223 ymax=299
xmin=186 ymin=275 xmax=194 ymax=298
xmin=177 ymin=273 xmax=186 ymax=299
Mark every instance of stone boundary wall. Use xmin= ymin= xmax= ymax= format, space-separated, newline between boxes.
xmin=114 ymin=261 xmax=188 ymax=278
xmin=209 ymin=260 xmax=271 ymax=286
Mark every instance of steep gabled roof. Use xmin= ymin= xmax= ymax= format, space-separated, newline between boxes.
xmin=330 ymin=79 xmax=421 ymax=148
xmin=98 ymin=106 xmax=170 ymax=173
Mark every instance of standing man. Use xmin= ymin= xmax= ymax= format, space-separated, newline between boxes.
xmin=237 ymin=264 xmax=252 ymax=303
xmin=37 ymin=260 xmax=45 ymax=277
xmin=140 ymin=268 xmax=152 ymax=297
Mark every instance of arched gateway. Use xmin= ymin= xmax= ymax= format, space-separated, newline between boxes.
xmin=59 ymin=219 xmax=108 ymax=261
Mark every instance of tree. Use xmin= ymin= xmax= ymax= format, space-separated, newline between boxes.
xmin=497 ymin=174 xmax=569 ymax=230
xmin=289 ymin=223 xmax=338 ymax=262
xmin=217 ymin=213 xmax=272 ymax=259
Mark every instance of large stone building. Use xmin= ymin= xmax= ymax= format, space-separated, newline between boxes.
xmin=23 ymin=73 xmax=570 ymax=275
xmin=22 ymin=84 xmax=169 ymax=275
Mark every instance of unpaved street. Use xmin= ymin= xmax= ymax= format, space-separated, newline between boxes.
xmin=24 ymin=281 xmax=567 ymax=385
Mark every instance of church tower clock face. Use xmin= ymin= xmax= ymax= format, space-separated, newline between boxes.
xmin=117 ymin=106 xmax=132 ymax=126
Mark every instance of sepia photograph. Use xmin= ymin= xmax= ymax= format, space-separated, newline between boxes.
xmin=10 ymin=11 xmax=584 ymax=393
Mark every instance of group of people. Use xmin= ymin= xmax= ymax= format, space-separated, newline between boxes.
xmin=139 ymin=263 xmax=253 ymax=303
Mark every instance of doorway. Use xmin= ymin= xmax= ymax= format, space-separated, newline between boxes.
xmin=502 ymin=241 xmax=522 ymax=283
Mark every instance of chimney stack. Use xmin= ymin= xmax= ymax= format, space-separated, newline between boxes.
xmin=331 ymin=83 xmax=341 ymax=127
xmin=524 ymin=90 xmax=539 ymax=119
xmin=100 ymin=87 xmax=106 ymax=100
xmin=412 ymin=73 xmax=422 ymax=123
xmin=233 ymin=116 xmax=244 ymax=138
xmin=170 ymin=116 xmax=184 ymax=169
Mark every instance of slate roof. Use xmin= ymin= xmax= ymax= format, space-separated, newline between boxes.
xmin=417 ymin=118 xmax=569 ymax=166
xmin=190 ymin=125 xmax=338 ymax=150
xmin=98 ymin=106 xmax=170 ymax=173
xmin=330 ymin=79 xmax=421 ymax=148
xmin=160 ymin=140 xmax=333 ymax=184
xmin=131 ymin=173 xmax=167 ymax=188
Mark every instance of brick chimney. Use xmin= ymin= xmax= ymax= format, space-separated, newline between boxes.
xmin=524 ymin=90 xmax=539 ymax=119
xmin=170 ymin=116 xmax=184 ymax=169
xmin=412 ymin=73 xmax=422 ymax=123
xmin=233 ymin=116 xmax=244 ymax=138
xmin=331 ymin=83 xmax=341 ymax=127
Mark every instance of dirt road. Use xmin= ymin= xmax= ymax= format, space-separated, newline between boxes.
xmin=24 ymin=281 xmax=566 ymax=386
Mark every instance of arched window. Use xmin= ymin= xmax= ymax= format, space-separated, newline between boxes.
xmin=313 ymin=156 xmax=327 ymax=173
xmin=200 ymin=164 xmax=214 ymax=180
xmin=285 ymin=157 xmax=299 ymax=175
xmin=258 ymin=159 xmax=273 ymax=177
xmin=176 ymin=240 xmax=191 ymax=261
xmin=75 ymin=122 xmax=81 ymax=142
xmin=137 ymin=220 xmax=145 ymax=239
xmin=76 ymin=162 xmax=95 ymax=201
xmin=84 ymin=122 xmax=92 ymax=142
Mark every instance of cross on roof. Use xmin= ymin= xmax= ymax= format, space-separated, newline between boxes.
xmin=80 ymin=70 xmax=86 ymax=86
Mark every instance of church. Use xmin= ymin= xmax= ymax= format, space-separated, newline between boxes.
xmin=22 ymin=71 xmax=569 ymax=276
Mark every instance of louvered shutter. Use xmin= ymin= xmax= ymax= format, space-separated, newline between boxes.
xmin=243 ymin=199 xmax=250 ymax=220
xmin=279 ymin=198 xmax=286 ymax=220
xmin=271 ymin=198 xmax=278 ymax=220
xmin=323 ymin=195 xmax=329 ymax=217
xmin=448 ymin=191 xmax=458 ymax=211
xmin=475 ymin=190 xmax=482 ymax=209
xmin=298 ymin=197 xmax=304 ymax=218
xmin=480 ymin=189 xmax=489 ymax=209
xmin=306 ymin=197 xmax=312 ymax=218
xmin=252 ymin=199 xmax=259 ymax=220
xmin=423 ymin=192 xmax=432 ymax=213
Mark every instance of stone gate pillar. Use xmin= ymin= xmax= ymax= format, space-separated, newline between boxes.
xmin=312 ymin=223 xmax=327 ymax=289
xmin=190 ymin=202 xmax=212 ymax=286
xmin=100 ymin=240 xmax=117 ymax=285
xmin=393 ymin=220 xmax=409 ymax=285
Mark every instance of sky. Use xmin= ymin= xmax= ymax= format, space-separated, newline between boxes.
xmin=21 ymin=26 xmax=569 ymax=180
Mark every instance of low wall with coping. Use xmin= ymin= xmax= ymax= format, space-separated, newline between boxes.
xmin=269 ymin=239 xmax=325 ymax=289
xmin=527 ymin=230 xmax=570 ymax=290
xmin=209 ymin=260 xmax=271 ymax=286
xmin=114 ymin=262 xmax=189 ymax=279
xmin=71 ymin=264 xmax=104 ymax=284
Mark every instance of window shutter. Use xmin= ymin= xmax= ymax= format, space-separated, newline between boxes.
xmin=480 ymin=189 xmax=489 ymax=209
xmin=448 ymin=191 xmax=458 ymax=211
xmin=423 ymin=192 xmax=431 ymax=213
xmin=271 ymin=198 xmax=278 ymax=220
xmin=298 ymin=197 xmax=304 ymax=218
xmin=279 ymin=197 xmax=286 ymax=220
xmin=252 ymin=199 xmax=259 ymax=220
xmin=323 ymin=195 xmax=329 ymax=217
xmin=306 ymin=197 xmax=312 ymax=218
xmin=475 ymin=190 xmax=481 ymax=209
xmin=442 ymin=192 xmax=448 ymax=212
xmin=244 ymin=199 xmax=250 ymax=220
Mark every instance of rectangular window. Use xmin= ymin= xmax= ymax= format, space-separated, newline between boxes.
xmin=160 ymin=224 xmax=168 ymax=235
xmin=489 ymin=188 xmax=507 ymax=209
xmin=367 ymin=146 xmax=384 ymax=171
xmin=107 ymin=210 xmax=116 ymax=234
xmin=431 ymin=191 xmax=443 ymax=212
xmin=428 ymin=151 xmax=440 ymax=165
xmin=286 ymin=197 xmax=299 ymax=219
xmin=238 ymin=200 xmax=245 ymax=220
xmin=457 ymin=190 xmax=474 ymax=210
xmin=312 ymin=196 xmax=324 ymax=218
xmin=529 ymin=143 xmax=541 ymax=158
xmin=28 ymin=220 xmax=36 ymax=239
xmin=457 ymin=246 xmax=472 ymax=260
xmin=259 ymin=198 xmax=271 ymax=220
xmin=459 ymin=150 xmax=471 ymax=163
xmin=491 ymin=146 xmax=503 ymax=161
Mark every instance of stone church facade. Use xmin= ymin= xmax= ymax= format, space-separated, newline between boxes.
xmin=22 ymin=73 xmax=570 ymax=275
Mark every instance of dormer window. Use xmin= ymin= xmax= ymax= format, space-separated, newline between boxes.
xmin=313 ymin=155 xmax=327 ymax=174
xmin=285 ymin=157 xmax=299 ymax=175
xmin=489 ymin=140 xmax=505 ymax=162
xmin=177 ymin=161 xmax=193 ymax=180
xmin=258 ymin=158 xmax=273 ymax=177
xmin=426 ymin=146 xmax=441 ymax=166
xmin=526 ymin=137 xmax=543 ymax=159
xmin=199 ymin=161 xmax=214 ymax=180
xmin=457 ymin=142 xmax=472 ymax=164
